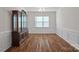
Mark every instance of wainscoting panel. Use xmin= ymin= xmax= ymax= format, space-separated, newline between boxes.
xmin=0 ymin=31 xmax=11 ymax=51
xmin=56 ymin=28 xmax=79 ymax=50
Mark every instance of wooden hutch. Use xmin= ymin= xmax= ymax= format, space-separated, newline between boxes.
xmin=12 ymin=10 xmax=28 ymax=47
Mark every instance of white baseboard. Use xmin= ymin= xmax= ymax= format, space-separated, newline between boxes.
xmin=29 ymin=33 xmax=56 ymax=35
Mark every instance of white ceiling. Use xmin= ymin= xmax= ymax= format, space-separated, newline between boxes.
xmin=24 ymin=7 xmax=59 ymax=12
xmin=3 ymin=7 xmax=60 ymax=12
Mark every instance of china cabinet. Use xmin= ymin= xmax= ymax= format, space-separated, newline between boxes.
xmin=12 ymin=10 xmax=28 ymax=46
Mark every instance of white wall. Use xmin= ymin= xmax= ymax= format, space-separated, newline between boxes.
xmin=56 ymin=7 xmax=79 ymax=49
xmin=28 ymin=11 xmax=56 ymax=34
xmin=0 ymin=8 xmax=11 ymax=51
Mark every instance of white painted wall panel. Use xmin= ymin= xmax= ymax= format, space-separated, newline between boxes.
xmin=0 ymin=8 xmax=11 ymax=51
xmin=56 ymin=7 xmax=79 ymax=50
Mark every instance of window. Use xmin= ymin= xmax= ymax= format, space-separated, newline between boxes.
xmin=35 ymin=16 xmax=49 ymax=27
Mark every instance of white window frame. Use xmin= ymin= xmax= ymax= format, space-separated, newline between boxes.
xmin=35 ymin=16 xmax=49 ymax=27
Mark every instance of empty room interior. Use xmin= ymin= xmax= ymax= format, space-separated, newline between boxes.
xmin=0 ymin=7 xmax=79 ymax=52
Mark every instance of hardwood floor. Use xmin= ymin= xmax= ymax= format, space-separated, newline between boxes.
xmin=6 ymin=34 xmax=78 ymax=52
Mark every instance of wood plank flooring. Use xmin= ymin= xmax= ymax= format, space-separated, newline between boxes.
xmin=6 ymin=34 xmax=78 ymax=52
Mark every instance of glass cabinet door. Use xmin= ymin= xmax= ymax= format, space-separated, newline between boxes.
xmin=18 ymin=13 xmax=21 ymax=32
xmin=13 ymin=15 xmax=17 ymax=31
xmin=21 ymin=10 xmax=27 ymax=32
xmin=22 ymin=15 xmax=24 ymax=32
xmin=23 ymin=15 xmax=27 ymax=31
xmin=24 ymin=15 xmax=27 ymax=28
